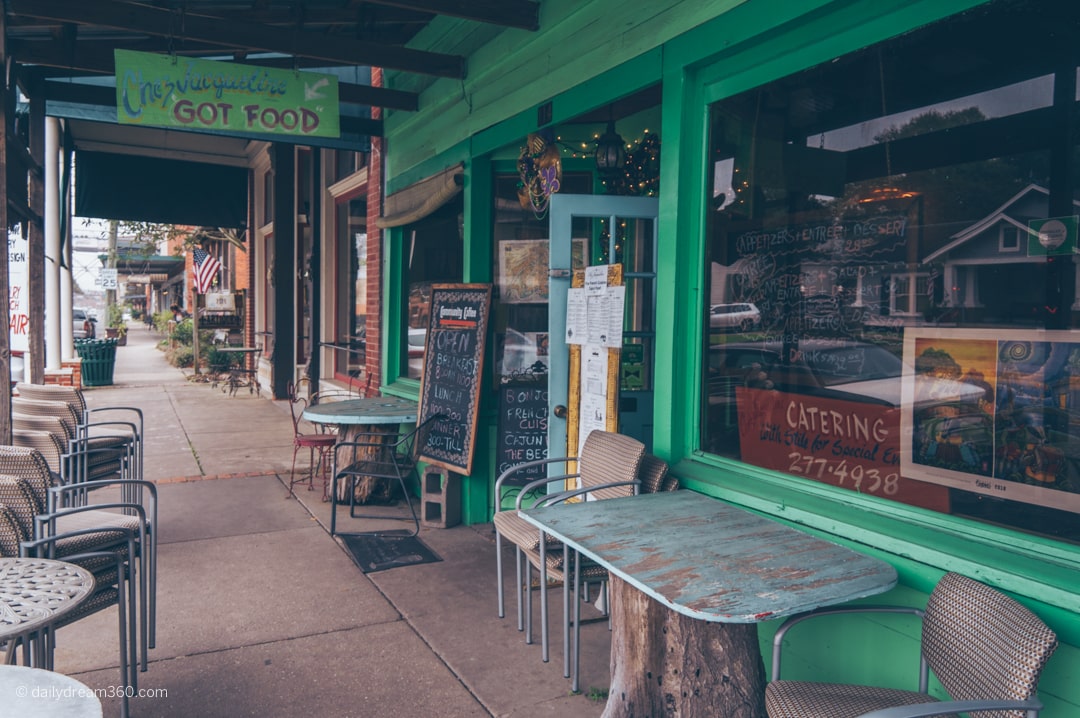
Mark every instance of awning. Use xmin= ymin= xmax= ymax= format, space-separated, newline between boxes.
xmin=376 ymin=164 xmax=463 ymax=228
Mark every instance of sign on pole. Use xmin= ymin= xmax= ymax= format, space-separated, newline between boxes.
xmin=98 ymin=268 xmax=119 ymax=290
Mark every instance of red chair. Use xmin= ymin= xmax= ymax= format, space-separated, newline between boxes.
xmin=286 ymin=381 xmax=337 ymax=500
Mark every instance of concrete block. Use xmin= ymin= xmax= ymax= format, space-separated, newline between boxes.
xmin=421 ymin=466 xmax=461 ymax=528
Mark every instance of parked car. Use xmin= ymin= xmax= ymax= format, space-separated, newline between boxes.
xmin=407 ymin=327 xmax=426 ymax=377
xmin=707 ymin=339 xmax=988 ymax=412
xmin=73 ymin=308 xmax=97 ymax=339
xmin=709 ymin=303 xmax=761 ymax=332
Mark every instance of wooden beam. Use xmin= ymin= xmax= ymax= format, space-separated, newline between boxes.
xmin=358 ymin=0 xmax=540 ymax=30
xmin=38 ymin=73 xmax=416 ymax=114
xmin=37 ymin=80 xmax=386 ymax=138
xmin=9 ymin=0 xmax=465 ymax=78
xmin=0 ymin=8 xmax=12 ymax=441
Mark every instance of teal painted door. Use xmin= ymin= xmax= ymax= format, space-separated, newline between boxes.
xmin=548 ymin=193 xmax=660 ymax=461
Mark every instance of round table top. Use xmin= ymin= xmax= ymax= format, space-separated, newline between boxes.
xmin=216 ymin=346 xmax=260 ymax=353
xmin=0 ymin=558 xmax=95 ymax=643
xmin=0 ymin=665 xmax=103 ymax=717
xmin=302 ymin=395 xmax=418 ymax=425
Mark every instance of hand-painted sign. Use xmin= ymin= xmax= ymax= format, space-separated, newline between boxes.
xmin=736 ymin=386 xmax=950 ymax=512
xmin=8 ymin=233 xmax=28 ymax=352
xmin=115 ymin=50 xmax=340 ymax=139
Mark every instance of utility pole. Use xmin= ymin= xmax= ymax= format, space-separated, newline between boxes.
xmin=106 ymin=220 xmax=117 ymax=318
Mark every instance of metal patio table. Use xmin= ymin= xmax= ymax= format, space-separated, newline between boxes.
xmin=0 ymin=558 xmax=95 ymax=668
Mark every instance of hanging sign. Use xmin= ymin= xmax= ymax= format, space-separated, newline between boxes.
xmin=8 ymin=233 xmax=27 ymax=353
xmin=115 ymin=50 xmax=340 ymax=139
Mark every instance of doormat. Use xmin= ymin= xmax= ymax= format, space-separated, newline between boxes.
xmin=341 ymin=532 xmax=442 ymax=573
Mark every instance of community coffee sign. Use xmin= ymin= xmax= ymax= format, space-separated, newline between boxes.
xmin=115 ymin=50 xmax=339 ymax=139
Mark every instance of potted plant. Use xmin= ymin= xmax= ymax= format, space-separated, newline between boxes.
xmin=105 ymin=304 xmax=129 ymax=346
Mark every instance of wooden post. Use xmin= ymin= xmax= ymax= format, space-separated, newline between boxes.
xmin=606 ymin=575 xmax=767 ymax=718
xmin=26 ymin=77 xmax=44 ymax=384
xmin=0 ymin=13 xmax=12 ymax=443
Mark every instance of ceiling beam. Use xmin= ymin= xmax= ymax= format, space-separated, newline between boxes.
xmin=17 ymin=48 xmax=420 ymax=111
xmin=37 ymin=79 xmax=394 ymax=133
xmin=8 ymin=0 xmax=466 ymax=78
xmin=359 ymin=0 xmax=540 ymax=31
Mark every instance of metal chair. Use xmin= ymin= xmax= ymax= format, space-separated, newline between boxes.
xmin=0 ymin=446 xmax=157 ymax=670
xmin=0 ymin=481 xmax=139 ymax=718
xmin=15 ymin=383 xmax=144 ymax=483
xmin=766 ymin=572 xmax=1059 ymax=718
xmin=285 ymin=381 xmax=337 ymax=500
xmin=330 ymin=413 xmax=443 ymax=537
xmin=493 ymin=430 xmax=654 ymax=690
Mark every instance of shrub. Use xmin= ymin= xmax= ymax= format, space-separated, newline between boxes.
xmin=168 ymin=346 xmax=194 ymax=368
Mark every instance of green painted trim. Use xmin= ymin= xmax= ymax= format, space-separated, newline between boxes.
xmin=381 ymin=224 xmax=407 ymax=386
xmin=675 ymin=457 xmax=1080 ymax=623
xmin=467 ymin=49 xmax=662 ymax=164
xmin=694 ymin=0 xmax=988 ymax=104
xmin=385 ymin=139 xmax=470 ymax=195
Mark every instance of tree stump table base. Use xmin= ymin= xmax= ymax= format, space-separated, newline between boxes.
xmin=605 ymin=579 xmax=767 ymax=718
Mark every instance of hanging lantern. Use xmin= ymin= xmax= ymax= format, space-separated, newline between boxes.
xmin=594 ymin=120 xmax=626 ymax=174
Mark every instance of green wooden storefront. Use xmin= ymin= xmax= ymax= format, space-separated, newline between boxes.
xmin=377 ymin=0 xmax=1080 ymax=712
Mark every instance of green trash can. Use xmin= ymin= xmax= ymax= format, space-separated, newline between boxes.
xmin=75 ymin=338 xmax=118 ymax=387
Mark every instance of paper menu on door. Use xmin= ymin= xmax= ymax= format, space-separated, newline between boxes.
xmin=565 ymin=278 xmax=625 ymax=348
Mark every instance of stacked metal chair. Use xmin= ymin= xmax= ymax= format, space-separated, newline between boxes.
xmin=0 ymin=464 xmax=141 ymax=718
xmin=493 ymin=430 xmax=681 ymax=691
xmin=14 ymin=382 xmax=143 ymax=484
xmin=0 ymin=444 xmax=157 ymax=682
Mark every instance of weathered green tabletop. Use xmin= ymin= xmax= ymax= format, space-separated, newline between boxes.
xmin=521 ymin=490 xmax=897 ymax=717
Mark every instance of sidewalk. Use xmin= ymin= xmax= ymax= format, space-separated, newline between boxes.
xmin=54 ymin=324 xmax=611 ymax=717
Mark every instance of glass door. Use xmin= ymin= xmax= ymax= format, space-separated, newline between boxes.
xmin=548 ymin=194 xmax=660 ymax=459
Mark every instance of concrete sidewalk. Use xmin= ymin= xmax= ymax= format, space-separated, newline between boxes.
xmin=53 ymin=324 xmax=611 ymax=717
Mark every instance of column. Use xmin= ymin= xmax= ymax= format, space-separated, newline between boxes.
xmin=44 ymin=117 xmax=61 ymax=370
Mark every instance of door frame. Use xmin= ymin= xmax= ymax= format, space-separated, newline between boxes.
xmin=548 ymin=193 xmax=660 ymax=464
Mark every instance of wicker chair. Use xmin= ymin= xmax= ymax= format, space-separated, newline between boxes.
xmin=12 ymin=412 xmax=127 ymax=484
xmin=0 ymin=446 xmax=157 ymax=670
xmin=0 ymin=480 xmax=138 ymax=718
xmin=493 ymin=430 xmax=650 ymax=689
xmin=766 ymin=572 xmax=1059 ymax=718
xmin=14 ymin=383 xmax=144 ymax=483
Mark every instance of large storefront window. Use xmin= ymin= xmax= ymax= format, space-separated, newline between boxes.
xmin=701 ymin=0 xmax=1080 ymax=542
xmin=401 ymin=200 xmax=464 ymax=379
xmin=333 ymin=196 xmax=366 ymax=381
xmin=491 ymin=172 xmax=592 ymax=382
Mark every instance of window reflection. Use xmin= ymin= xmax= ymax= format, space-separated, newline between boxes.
xmin=701 ymin=0 xmax=1080 ymax=541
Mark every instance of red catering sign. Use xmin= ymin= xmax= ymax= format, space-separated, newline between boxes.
xmin=736 ymin=386 xmax=949 ymax=512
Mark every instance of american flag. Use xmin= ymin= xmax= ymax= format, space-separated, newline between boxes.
xmin=192 ymin=247 xmax=221 ymax=294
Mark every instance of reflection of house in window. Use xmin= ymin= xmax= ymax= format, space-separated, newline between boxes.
xmin=886 ymin=272 xmax=933 ymax=317
xmin=999 ymin=225 xmax=1021 ymax=252
xmin=924 ymin=184 xmax=1080 ymax=323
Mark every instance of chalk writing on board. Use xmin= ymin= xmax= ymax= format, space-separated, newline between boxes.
xmin=496 ymin=380 xmax=549 ymax=484
xmin=418 ymin=284 xmax=492 ymax=475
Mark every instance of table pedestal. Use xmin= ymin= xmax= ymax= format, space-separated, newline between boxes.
xmin=336 ymin=424 xmax=399 ymax=504
xmin=605 ymin=575 xmax=766 ymax=718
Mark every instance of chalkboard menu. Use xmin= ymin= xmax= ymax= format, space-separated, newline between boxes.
xmin=496 ymin=378 xmax=549 ymax=485
xmin=417 ymin=284 xmax=492 ymax=475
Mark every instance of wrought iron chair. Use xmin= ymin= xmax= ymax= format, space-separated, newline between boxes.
xmin=330 ymin=413 xmax=444 ymax=537
xmin=285 ymin=381 xmax=338 ymax=500
xmin=766 ymin=572 xmax=1059 ymax=718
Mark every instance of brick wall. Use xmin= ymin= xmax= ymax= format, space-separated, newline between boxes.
xmin=364 ymin=67 xmax=384 ymax=397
